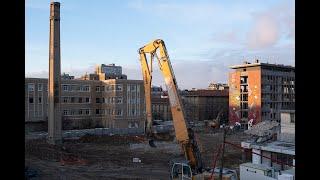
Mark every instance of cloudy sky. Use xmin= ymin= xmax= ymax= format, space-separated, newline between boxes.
xmin=26 ymin=0 xmax=295 ymax=89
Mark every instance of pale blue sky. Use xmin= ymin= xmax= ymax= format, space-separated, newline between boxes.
xmin=26 ymin=0 xmax=295 ymax=89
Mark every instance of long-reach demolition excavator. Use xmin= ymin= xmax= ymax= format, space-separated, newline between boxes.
xmin=139 ymin=39 xmax=209 ymax=179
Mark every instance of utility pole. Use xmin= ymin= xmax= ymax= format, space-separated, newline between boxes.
xmin=219 ymin=127 xmax=226 ymax=180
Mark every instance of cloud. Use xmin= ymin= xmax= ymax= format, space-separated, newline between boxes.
xmin=246 ymin=1 xmax=295 ymax=49
xmin=247 ymin=15 xmax=279 ymax=49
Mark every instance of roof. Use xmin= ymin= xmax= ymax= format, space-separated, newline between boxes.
xmin=182 ymin=89 xmax=229 ymax=97
xmin=251 ymin=140 xmax=295 ymax=155
xmin=230 ymin=62 xmax=295 ymax=70
xmin=240 ymin=162 xmax=274 ymax=171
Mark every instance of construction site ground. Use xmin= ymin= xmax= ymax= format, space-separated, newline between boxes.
xmin=25 ymin=128 xmax=250 ymax=180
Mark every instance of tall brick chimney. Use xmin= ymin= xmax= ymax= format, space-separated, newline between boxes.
xmin=47 ymin=2 xmax=62 ymax=145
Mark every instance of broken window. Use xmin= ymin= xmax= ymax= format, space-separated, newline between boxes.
xmin=29 ymin=97 xmax=34 ymax=103
xmin=240 ymin=76 xmax=248 ymax=84
xmin=96 ymin=98 xmax=100 ymax=103
xmin=38 ymin=97 xmax=42 ymax=104
xmin=62 ymin=97 xmax=68 ymax=103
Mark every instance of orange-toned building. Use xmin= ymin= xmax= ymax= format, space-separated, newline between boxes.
xmin=229 ymin=60 xmax=295 ymax=129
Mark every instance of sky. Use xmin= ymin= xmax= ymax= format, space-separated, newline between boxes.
xmin=26 ymin=0 xmax=295 ymax=89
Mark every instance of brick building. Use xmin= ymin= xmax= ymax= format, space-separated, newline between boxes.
xmin=229 ymin=60 xmax=295 ymax=128
xmin=151 ymin=86 xmax=172 ymax=121
xmin=181 ymin=89 xmax=229 ymax=123
xmin=25 ymin=65 xmax=145 ymax=130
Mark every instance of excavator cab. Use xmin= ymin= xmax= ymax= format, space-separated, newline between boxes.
xmin=171 ymin=162 xmax=192 ymax=180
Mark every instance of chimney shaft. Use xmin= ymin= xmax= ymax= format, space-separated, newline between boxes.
xmin=47 ymin=2 xmax=62 ymax=145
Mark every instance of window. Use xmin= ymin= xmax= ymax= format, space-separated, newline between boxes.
xmin=130 ymin=85 xmax=136 ymax=91
xmin=241 ymin=102 xmax=248 ymax=109
xmin=38 ymin=83 xmax=43 ymax=91
xmin=79 ymin=109 xmax=83 ymax=115
xmin=96 ymin=109 xmax=100 ymax=115
xmin=131 ymin=109 xmax=136 ymax=116
xmin=63 ymin=97 xmax=68 ymax=103
xmin=105 ymin=109 xmax=110 ymax=115
xmin=116 ymin=84 xmax=123 ymax=91
xmin=78 ymin=97 xmax=83 ymax=103
xmin=96 ymin=86 xmax=100 ymax=92
xmin=240 ymin=76 xmax=248 ymax=84
xmin=80 ymin=85 xmax=90 ymax=92
xmin=63 ymin=85 xmax=69 ymax=91
xmin=28 ymin=83 xmax=34 ymax=91
xmin=241 ymin=94 xmax=248 ymax=101
xmin=85 ymin=109 xmax=90 ymax=115
xmin=29 ymin=97 xmax=34 ymax=103
xmin=71 ymin=110 xmax=76 ymax=115
xmin=44 ymin=84 xmax=48 ymax=92
xmin=101 ymin=86 xmax=105 ymax=92
xmin=290 ymin=113 xmax=295 ymax=123
xmin=131 ymin=98 xmax=136 ymax=104
xmin=38 ymin=97 xmax=42 ymax=104
xmin=241 ymin=111 xmax=248 ymax=118
xmin=102 ymin=98 xmax=105 ymax=103
xmin=63 ymin=110 xmax=69 ymax=115
xmin=105 ymin=85 xmax=110 ymax=91
xmin=96 ymin=98 xmax=100 ymax=103
xmin=85 ymin=97 xmax=90 ymax=103
xmin=71 ymin=85 xmax=77 ymax=91
xmin=116 ymin=97 xmax=123 ymax=104
xmin=116 ymin=109 xmax=123 ymax=116
xmin=71 ymin=97 xmax=75 ymax=103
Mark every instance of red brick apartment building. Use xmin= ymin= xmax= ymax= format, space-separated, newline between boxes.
xmin=229 ymin=60 xmax=295 ymax=129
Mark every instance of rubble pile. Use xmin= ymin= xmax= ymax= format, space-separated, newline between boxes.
xmin=245 ymin=121 xmax=279 ymax=137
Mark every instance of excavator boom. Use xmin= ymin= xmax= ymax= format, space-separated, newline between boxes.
xmin=139 ymin=39 xmax=203 ymax=173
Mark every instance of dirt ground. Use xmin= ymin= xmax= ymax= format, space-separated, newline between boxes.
xmin=25 ymin=129 xmax=250 ymax=180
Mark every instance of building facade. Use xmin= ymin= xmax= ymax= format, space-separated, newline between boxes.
xmin=229 ymin=60 xmax=295 ymax=128
xmin=181 ymin=89 xmax=229 ymax=123
xmin=151 ymin=86 xmax=172 ymax=121
xmin=25 ymin=77 xmax=145 ymax=130
xmin=240 ymin=111 xmax=295 ymax=180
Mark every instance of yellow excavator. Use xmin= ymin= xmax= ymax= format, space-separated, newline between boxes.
xmin=139 ymin=39 xmax=206 ymax=179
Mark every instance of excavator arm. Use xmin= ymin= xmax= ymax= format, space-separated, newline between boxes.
xmin=139 ymin=39 xmax=203 ymax=173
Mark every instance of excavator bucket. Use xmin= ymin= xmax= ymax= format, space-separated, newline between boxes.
xmin=148 ymin=139 xmax=157 ymax=148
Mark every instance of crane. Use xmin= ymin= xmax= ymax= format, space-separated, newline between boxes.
xmin=139 ymin=39 xmax=204 ymax=179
